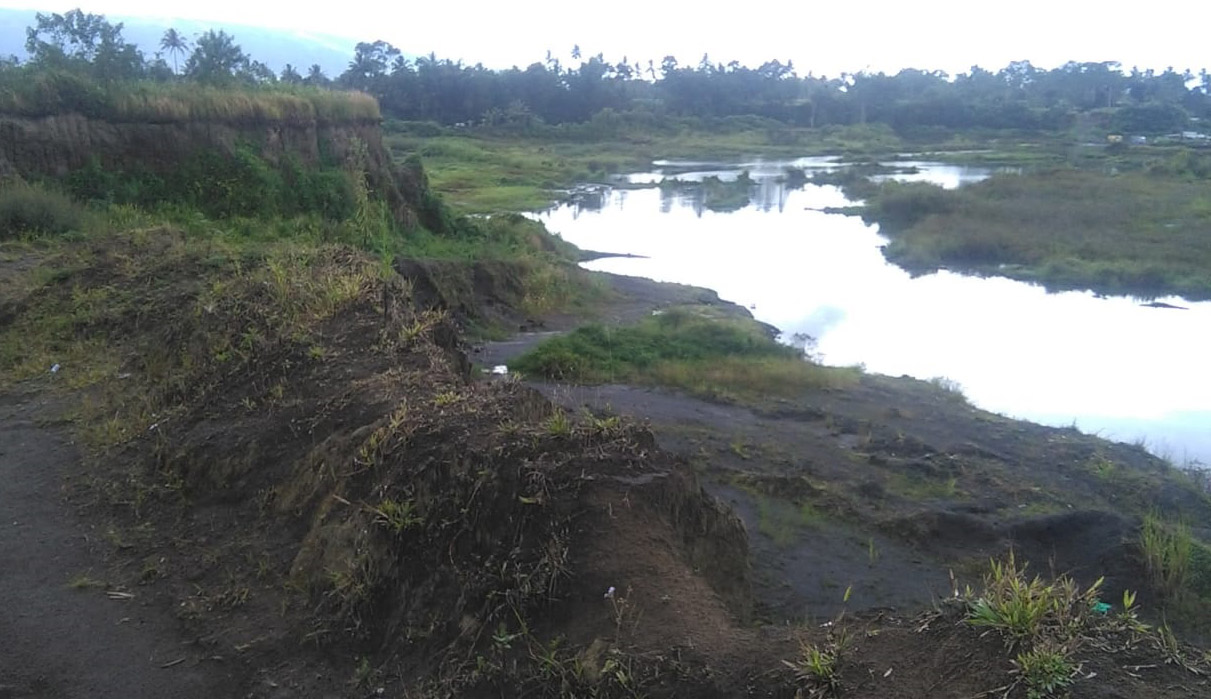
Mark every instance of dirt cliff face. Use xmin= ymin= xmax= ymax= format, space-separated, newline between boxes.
xmin=0 ymin=112 xmax=420 ymax=226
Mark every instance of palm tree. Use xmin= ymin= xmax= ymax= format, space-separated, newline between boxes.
xmin=306 ymin=64 xmax=327 ymax=86
xmin=159 ymin=28 xmax=188 ymax=75
xmin=280 ymin=63 xmax=302 ymax=84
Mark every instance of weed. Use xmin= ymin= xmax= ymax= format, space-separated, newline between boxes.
xmin=756 ymin=496 xmax=820 ymax=548
xmin=783 ymin=641 xmax=840 ymax=696
xmin=351 ymin=656 xmax=373 ymax=688
xmin=433 ymin=390 xmax=461 ymax=407
xmin=604 ymin=585 xmax=638 ymax=644
xmin=369 ymin=498 xmax=421 ymax=534
xmin=1013 ymin=643 xmax=1076 ymax=699
xmin=67 ymin=572 xmax=106 ymax=589
xmin=966 ymin=551 xmax=1101 ymax=646
xmin=1140 ymin=512 xmax=1194 ymax=600
xmin=928 ymin=375 xmax=968 ymax=402
xmin=545 ymin=409 xmax=573 ymax=437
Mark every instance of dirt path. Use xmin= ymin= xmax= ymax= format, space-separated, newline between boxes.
xmin=0 ymin=387 xmax=237 ymax=698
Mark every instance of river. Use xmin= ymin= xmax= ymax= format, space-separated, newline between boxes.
xmin=533 ymin=158 xmax=1211 ymax=468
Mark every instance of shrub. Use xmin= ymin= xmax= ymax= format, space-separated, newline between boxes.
xmin=862 ymin=181 xmax=955 ymax=233
xmin=0 ymin=183 xmax=86 ymax=239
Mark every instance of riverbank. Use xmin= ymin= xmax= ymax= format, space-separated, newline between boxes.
xmin=488 ymin=270 xmax=1211 ymax=631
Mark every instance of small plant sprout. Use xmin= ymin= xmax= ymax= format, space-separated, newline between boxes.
xmin=604 ymin=585 xmax=635 ymax=643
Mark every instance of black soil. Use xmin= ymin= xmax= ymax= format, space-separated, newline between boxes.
xmin=3 ymin=243 xmax=1210 ymax=698
xmin=0 ymin=388 xmax=240 ymax=698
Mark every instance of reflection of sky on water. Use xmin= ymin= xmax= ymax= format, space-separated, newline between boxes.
xmin=535 ymin=162 xmax=1211 ymax=467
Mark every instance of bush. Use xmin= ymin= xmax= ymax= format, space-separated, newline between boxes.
xmin=0 ymin=183 xmax=86 ymax=239
xmin=862 ymin=181 xmax=955 ymax=234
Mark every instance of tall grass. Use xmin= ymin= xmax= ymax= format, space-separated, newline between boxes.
xmin=0 ymin=182 xmax=87 ymax=239
xmin=1140 ymin=513 xmax=1193 ymax=600
xmin=0 ymin=68 xmax=380 ymax=123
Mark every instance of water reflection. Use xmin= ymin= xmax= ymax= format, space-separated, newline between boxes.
xmin=536 ymin=160 xmax=1211 ymax=466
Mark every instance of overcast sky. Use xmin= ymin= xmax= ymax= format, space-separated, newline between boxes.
xmin=4 ymin=0 xmax=1210 ymax=77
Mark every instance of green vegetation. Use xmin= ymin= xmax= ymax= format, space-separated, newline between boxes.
xmin=1139 ymin=512 xmax=1211 ymax=611
xmin=966 ymin=554 xmax=1108 ymax=698
xmin=0 ymin=70 xmax=380 ymax=122
xmin=385 ymin=121 xmax=901 ymax=213
xmin=783 ymin=639 xmax=841 ymax=695
xmin=967 ymin=552 xmax=1102 ymax=643
xmin=660 ymin=172 xmax=755 ymax=213
xmin=1141 ymin=513 xmax=1193 ymax=600
xmin=0 ymin=182 xmax=88 ymax=238
xmin=1013 ymin=645 xmax=1076 ymax=699
xmin=512 ymin=307 xmax=858 ymax=402
xmin=756 ymin=497 xmax=821 ymax=548
xmin=862 ymin=167 xmax=1211 ymax=299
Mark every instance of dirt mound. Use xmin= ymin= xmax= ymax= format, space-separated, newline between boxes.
xmin=31 ymin=234 xmax=761 ymax=695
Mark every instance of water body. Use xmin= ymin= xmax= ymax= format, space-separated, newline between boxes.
xmin=536 ymin=159 xmax=1211 ymax=467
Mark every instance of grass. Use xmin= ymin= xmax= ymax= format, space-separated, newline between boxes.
xmin=965 ymin=554 xmax=1102 ymax=698
xmin=511 ymin=306 xmax=858 ymax=402
xmin=783 ymin=640 xmax=841 ymax=695
xmin=0 ymin=69 xmax=380 ymax=123
xmin=0 ymin=182 xmax=89 ymax=239
xmin=862 ymin=167 xmax=1211 ymax=300
xmin=756 ymin=496 xmax=822 ymax=548
xmin=1013 ymin=644 xmax=1076 ymax=699
xmin=1140 ymin=512 xmax=1195 ymax=600
xmin=966 ymin=551 xmax=1102 ymax=645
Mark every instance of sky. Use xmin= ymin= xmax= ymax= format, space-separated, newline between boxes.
xmin=3 ymin=0 xmax=1210 ymax=77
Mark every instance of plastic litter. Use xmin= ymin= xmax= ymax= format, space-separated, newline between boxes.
xmin=50 ymin=363 xmax=61 ymax=373
xmin=491 ymin=365 xmax=509 ymax=375
xmin=1092 ymin=601 xmax=1112 ymax=615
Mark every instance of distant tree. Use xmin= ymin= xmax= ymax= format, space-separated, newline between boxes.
xmin=280 ymin=63 xmax=302 ymax=84
xmin=159 ymin=28 xmax=188 ymax=75
xmin=242 ymin=60 xmax=276 ymax=84
xmin=146 ymin=53 xmax=174 ymax=82
xmin=184 ymin=30 xmax=247 ymax=85
xmin=306 ymin=64 xmax=329 ymax=86
xmin=25 ymin=9 xmax=143 ymax=81
xmin=342 ymin=40 xmax=399 ymax=90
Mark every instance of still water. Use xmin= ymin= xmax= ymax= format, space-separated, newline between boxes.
xmin=536 ymin=159 xmax=1211 ymax=466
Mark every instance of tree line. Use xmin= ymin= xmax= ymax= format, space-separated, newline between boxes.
xmin=8 ymin=9 xmax=1211 ymax=134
